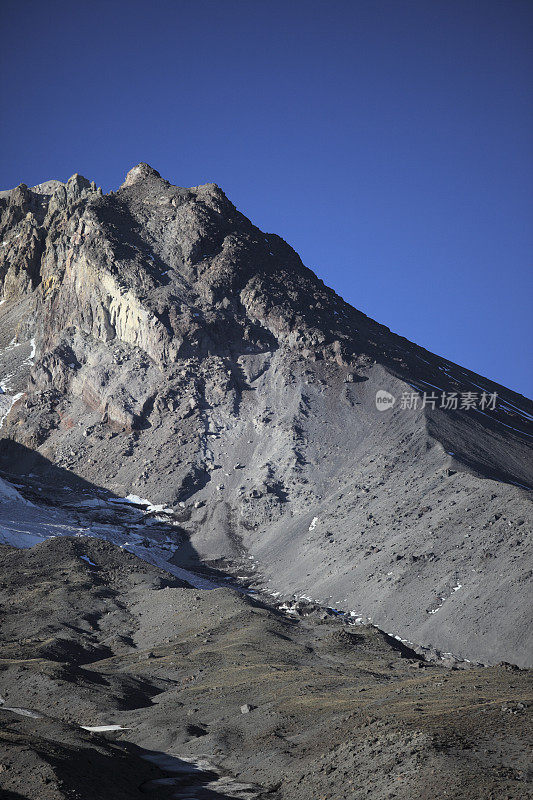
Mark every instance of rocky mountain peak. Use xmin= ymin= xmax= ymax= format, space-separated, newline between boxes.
xmin=122 ymin=162 xmax=164 ymax=187
xmin=0 ymin=164 xmax=531 ymax=672
xmin=0 ymin=159 xmax=531 ymax=800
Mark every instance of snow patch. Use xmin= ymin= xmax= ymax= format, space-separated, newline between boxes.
xmin=0 ymin=706 xmax=42 ymax=719
xmin=0 ymin=392 xmax=24 ymax=428
xmin=80 ymin=724 xmax=125 ymax=732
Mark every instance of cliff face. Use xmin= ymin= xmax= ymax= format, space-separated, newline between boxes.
xmin=0 ymin=164 xmax=532 ymax=666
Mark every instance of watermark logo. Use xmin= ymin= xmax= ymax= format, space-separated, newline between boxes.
xmin=375 ymin=388 xmax=498 ymax=412
xmin=401 ymin=390 xmax=498 ymax=411
xmin=375 ymin=390 xmax=396 ymax=411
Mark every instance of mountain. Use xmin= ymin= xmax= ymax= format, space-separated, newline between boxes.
xmin=0 ymin=164 xmax=532 ymax=800
xmin=0 ymin=163 xmax=531 ymax=674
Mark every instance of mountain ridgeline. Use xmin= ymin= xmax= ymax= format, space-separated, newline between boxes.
xmin=0 ymin=163 xmax=532 ymax=667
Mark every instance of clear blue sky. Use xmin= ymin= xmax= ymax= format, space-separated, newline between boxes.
xmin=1 ymin=0 xmax=531 ymax=396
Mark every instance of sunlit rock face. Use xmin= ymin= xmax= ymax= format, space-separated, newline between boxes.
xmin=0 ymin=163 xmax=532 ymax=667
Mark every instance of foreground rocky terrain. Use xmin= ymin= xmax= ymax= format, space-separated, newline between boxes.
xmin=0 ymin=164 xmax=531 ymax=798
xmin=0 ymin=521 xmax=531 ymax=800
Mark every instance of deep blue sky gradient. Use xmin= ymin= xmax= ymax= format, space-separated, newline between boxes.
xmin=1 ymin=0 xmax=531 ymax=396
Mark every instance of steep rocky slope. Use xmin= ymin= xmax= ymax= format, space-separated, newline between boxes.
xmin=0 ymin=164 xmax=531 ymax=667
